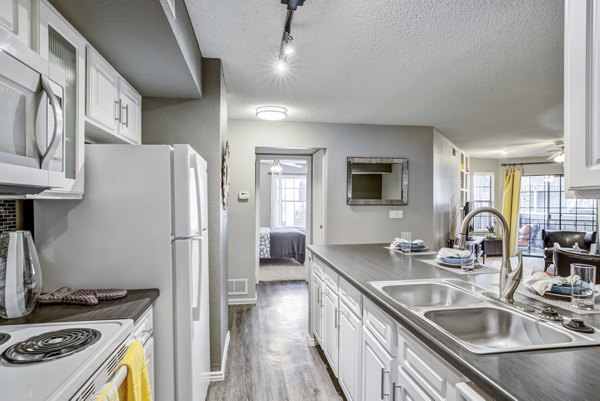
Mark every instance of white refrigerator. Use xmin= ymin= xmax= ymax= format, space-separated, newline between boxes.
xmin=34 ymin=144 xmax=210 ymax=401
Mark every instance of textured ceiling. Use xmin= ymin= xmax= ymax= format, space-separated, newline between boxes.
xmin=185 ymin=0 xmax=564 ymax=158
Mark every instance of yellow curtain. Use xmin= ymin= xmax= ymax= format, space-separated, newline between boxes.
xmin=502 ymin=167 xmax=522 ymax=256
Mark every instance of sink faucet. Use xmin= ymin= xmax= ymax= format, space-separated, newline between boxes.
xmin=456 ymin=207 xmax=523 ymax=304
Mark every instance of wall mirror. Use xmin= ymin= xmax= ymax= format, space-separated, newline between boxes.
xmin=347 ymin=157 xmax=409 ymax=205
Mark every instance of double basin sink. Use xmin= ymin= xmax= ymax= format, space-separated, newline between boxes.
xmin=369 ymin=279 xmax=600 ymax=354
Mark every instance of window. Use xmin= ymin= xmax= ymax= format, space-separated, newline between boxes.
xmin=273 ymin=175 xmax=306 ymax=228
xmin=518 ymin=175 xmax=597 ymax=256
xmin=472 ymin=173 xmax=494 ymax=231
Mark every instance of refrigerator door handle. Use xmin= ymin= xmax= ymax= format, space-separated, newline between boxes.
xmin=189 ymin=152 xmax=205 ymax=236
xmin=171 ymin=235 xmax=202 ymax=242
xmin=191 ymin=236 xmax=203 ymax=322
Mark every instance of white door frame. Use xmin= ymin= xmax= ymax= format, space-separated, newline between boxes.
xmin=254 ymin=151 xmax=323 ymax=283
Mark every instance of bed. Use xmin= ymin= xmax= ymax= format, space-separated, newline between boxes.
xmin=259 ymin=227 xmax=306 ymax=265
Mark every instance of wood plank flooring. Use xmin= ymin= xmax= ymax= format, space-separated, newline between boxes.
xmin=207 ymin=282 xmax=344 ymax=401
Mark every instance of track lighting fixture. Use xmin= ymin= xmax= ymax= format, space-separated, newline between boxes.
xmin=274 ymin=1 xmax=306 ymax=72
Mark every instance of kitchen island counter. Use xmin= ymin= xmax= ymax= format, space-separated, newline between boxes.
xmin=308 ymin=243 xmax=599 ymax=401
xmin=0 ymin=289 xmax=159 ymax=325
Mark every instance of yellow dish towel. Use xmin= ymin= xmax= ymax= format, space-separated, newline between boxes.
xmin=95 ymin=383 xmax=120 ymax=401
xmin=117 ymin=341 xmax=153 ymax=401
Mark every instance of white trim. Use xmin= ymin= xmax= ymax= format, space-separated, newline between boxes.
xmin=228 ymin=295 xmax=257 ymax=305
xmin=209 ymin=330 xmax=231 ymax=382
xmin=306 ymin=332 xmax=317 ymax=347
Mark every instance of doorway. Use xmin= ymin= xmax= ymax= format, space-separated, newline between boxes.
xmin=255 ymin=148 xmax=327 ymax=283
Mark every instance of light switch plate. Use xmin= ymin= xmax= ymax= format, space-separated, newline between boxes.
xmin=389 ymin=210 xmax=404 ymax=219
xmin=238 ymin=191 xmax=250 ymax=200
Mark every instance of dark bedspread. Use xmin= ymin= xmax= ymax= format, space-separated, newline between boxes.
xmin=270 ymin=228 xmax=306 ymax=265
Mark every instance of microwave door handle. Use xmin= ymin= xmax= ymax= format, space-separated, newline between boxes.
xmin=39 ymin=76 xmax=63 ymax=170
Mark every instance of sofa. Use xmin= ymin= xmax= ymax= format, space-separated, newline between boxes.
xmin=542 ymin=229 xmax=597 ymax=272
xmin=553 ymin=248 xmax=600 ymax=282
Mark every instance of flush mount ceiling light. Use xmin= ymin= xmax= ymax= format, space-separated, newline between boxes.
xmin=256 ymin=106 xmax=288 ymax=121
xmin=274 ymin=0 xmax=306 ymax=73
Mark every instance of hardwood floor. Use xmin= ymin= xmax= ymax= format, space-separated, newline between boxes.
xmin=207 ymin=281 xmax=344 ymax=401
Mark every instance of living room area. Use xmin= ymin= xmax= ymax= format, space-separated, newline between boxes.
xmin=470 ymin=154 xmax=598 ymax=276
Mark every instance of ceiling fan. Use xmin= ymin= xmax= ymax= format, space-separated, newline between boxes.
xmin=259 ymin=159 xmax=303 ymax=168
xmin=546 ymin=140 xmax=565 ymax=163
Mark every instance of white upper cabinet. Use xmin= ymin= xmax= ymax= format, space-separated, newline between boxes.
xmin=36 ymin=1 xmax=86 ymax=198
xmin=86 ymin=47 xmax=142 ymax=144
xmin=118 ymin=78 xmax=142 ymax=144
xmin=86 ymin=47 xmax=119 ymax=135
xmin=565 ymin=0 xmax=600 ymax=196
xmin=0 ymin=0 xmax=31 ymax=48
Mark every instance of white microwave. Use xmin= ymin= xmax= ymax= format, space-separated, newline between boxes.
xmin=0 ymin=44 xmax=65 ymax=195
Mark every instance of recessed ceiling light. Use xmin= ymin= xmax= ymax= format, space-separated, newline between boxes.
xmin=256 ymin=106 xmax=288 ymax=121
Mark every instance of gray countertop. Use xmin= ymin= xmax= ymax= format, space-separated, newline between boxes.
xmin=308 ymin=244 xmax=599 ymax=401
xmin=0 ymin=289 xmax=159 ymax=326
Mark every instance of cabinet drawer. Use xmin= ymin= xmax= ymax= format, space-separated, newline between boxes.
xmin=322 ymin=263 xmax=338 ymax=291
xmin=397 ymin=327 xmax=464 ymax=401
xmin=312 ymin=256 xmax=324 ymax=279
xmin=363 ymin=299 xmax=395 ymax=355
xmin=395 ymin=366 xmax=434 ymax=401
xmin=339 ymin=276 xmax=362 ymax=318
xmin=133 ymin=307 xmax=153 ymax=344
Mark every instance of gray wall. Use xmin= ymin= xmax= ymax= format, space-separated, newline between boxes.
xmin=142 ymin=59 xmax=228 ymax=371
xmin=432 ymin=130 xmax=462 ymax=248
xmin=228 ymin=120 xmax=436 ymax=302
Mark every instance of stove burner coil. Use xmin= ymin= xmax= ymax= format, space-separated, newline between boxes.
xmin=0 ymin=333 xmax=10 ymax=346
xmin=1 ymin=328 xmax=101 ymax=364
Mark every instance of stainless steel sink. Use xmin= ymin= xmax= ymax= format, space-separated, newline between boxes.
xmin=368 ymin=279 xmax=600 ymax=354
xmin=423 ymin=306 xmax=577 ymax=353
xmin=379 ymin=282 xmax=483 ymax=309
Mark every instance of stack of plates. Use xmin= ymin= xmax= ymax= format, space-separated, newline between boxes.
xmin=396 ymin=243 xmax=429 ymax=252
xmin=436 ymin=256 xmax=476 ymax=268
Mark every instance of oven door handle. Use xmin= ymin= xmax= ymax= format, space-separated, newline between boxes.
xmin=39 ymin=76 xmax=63 ymax=170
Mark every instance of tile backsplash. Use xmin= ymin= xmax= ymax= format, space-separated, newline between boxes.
xmin=0 ymin=200 xmax=17 ymax=233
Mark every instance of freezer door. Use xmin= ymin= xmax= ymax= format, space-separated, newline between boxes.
xmin=173 ymin=144 xmax=208 ymax=237
xmin=173 ymin=237 xmax=210 ymax=401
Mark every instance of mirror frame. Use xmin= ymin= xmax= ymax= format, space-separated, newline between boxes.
xmin=346 ymin=157 xmax=409 ymax=205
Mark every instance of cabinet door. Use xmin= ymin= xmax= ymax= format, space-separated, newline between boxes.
xmin=338 ymin=301 xmax=362 ymax=401
xmin=565 ymin=0 xmax=600 ymax=195
xmin=313 ymin=275 xmax=324 ymax=345
xmin=144 ymin=336 xmax=155 ymax=396
xmin=38 ymin=1 xmax=86 ymax=197
xmin=0 ymin=0 xmax=31 ymax=47
xmin=394 ymin=367 xmax=434 ymax=401
xmin=362 ymin=327 xmax=393 ymax=401
xmin=322 ymin=286 xmax=339 ymax=376
xmin=118 ymin=78 xmax=142 ymax=144
xmin=86 ymin=47 xmax=119 ymax=134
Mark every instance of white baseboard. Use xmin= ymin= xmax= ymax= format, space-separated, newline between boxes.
xmin=228 ymin=295 xmax=257 ymax=305
xmin=209 ymin=330 xmax=230 ymax=382
xmin=306 ymin=332 xmax=317 ymax=346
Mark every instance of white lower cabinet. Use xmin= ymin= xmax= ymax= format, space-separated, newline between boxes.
xmin=308 ymin=257 xmax=492 ymax=401
xmin=338 ymin=300 xmax=362 ymax=401
xmin=312 ymin=274 xmax=324 ymax=345
xmin=395 ymin=366 xmax=434 ymax=401
xmin=322 ymin=285 xmax=339 ymax=375
xmin=362 ymin=326 xmax=394 ymax=401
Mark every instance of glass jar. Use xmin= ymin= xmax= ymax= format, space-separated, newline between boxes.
xmin=0 ymin=231 xmax=43 ymax=318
